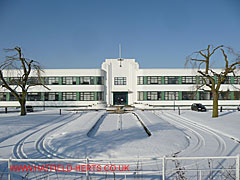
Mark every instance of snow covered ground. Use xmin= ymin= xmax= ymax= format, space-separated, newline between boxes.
xmin=0 ymin=109 xmax=239 ymax=179
xmin=0 ymin=109 xmax=239 ymax=159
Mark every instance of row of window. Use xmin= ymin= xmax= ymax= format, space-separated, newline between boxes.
xmin=137 ymin=91 xmax=240 ymax=101
xmin=137 ymin=76 xmax=240 ymax=85
xmin=1 ymin=76 xmax=104 ymax=85
xmin=2 ymin=76 xmax=240 ymax=86
xmin=0 ymin=92 xmax=104 ymax=101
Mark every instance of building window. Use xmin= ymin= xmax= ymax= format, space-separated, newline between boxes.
xmin=147 ymin=76 xmax=161 ymax=84
xmin=199 ymin=91 xmax=212 ymax=100
xmin=164 ymin=77 xmax=178 ymax=84
xmin=137 ymin=76 xmax=144 ymax=85
xmin=79 ymin=77 xmax=94 ymax=85
xmin=234 ymin=76 xmax=240 ymax=84
xmin=219 ymin=91 xmax=231 ymax=100
xmin=62 ymin=92 xmax=77 ymax=101
xmin=96 ymin=77 xmax=104 ymax=85
xmin=96 ymin=92 xmax=104 ymax=101
xmin=27 ymin=92 xmax=41 ymax=101
xmin=222 ymin=76 xmax=231 ymax=84
xmin=182 ymin=91 xmax=196 ymax=100
xmin=165 ymin=91 xmax=178 ymax=100
xmin=114 ymin=77 xmax=126 ymax=85
xmin=62 ymin=77 xmax=77 ymax=85
xmin=147 ymin=91 xmax=161 ymax=100
xmin=9 ymin=93 xmax=22 ymax=101
xmin=27 ymin=77 xmax=42 ymax=85
xmin=182 ymin=76 xmax=196 ymax=84
xmin=234 ymin=91 xmax=240 ymax=100
xmin=8 ymin=77 xmax=21 ymax=85
xmin=0 ymin=93 xmax=6 ymax=101
xmin=138 ymin=92 xmax=144 ymax=100
xmin=45 ymin=92 xmax=59 ymax=101
xmin=79 ymin=92 xmax=94 ymax=101
xmin=44 ymin=77 xmax=59 ymax=85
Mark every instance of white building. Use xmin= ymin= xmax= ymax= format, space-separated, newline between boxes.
xmin=0 ymin=58 xmax=240 ymax=108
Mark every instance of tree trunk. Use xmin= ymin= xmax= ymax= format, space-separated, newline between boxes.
xmin=20 ymin=99 xmax=26 ymax=116
xmin=212 ymin=91 xmax=219 ymax=118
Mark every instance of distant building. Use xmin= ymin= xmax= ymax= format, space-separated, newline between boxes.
xmin=0 ymin=58 xmax=240 ymax=108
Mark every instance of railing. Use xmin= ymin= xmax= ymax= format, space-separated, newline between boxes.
xmin=0 ymin=155 xmax=239 ymax=179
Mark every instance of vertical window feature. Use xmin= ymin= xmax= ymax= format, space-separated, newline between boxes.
xmin=164 ymin=77 xmax=179 ymax=84
xmin=62 ymin=77 xmax=77 ymax=85
xmin=137 ymin=91 xmax=161 ymax=100
xmin=164 ymin=92 xmax=179 ymax=100
xmin=79 ymin=77 xmax=94 ymax=85
xmin=27 ymin=77 xmax=41 ymax=85
xmin=137 ymin=76 xmax=144 ymax=85
xmin=114 ymin=77 xmax=126 ymax=85
xmin=182 ymin=76 xmax=196 ymax=84
xmin=147 ymin=91 xmax=161 ymax=100
xmin=0 ymin=93 xmax=6 ymax=101
xmin=234 ymin=91 xmax=240 ymax=100
xmin=138 ymin=92 xmax=144 ymax=100
xmin=44 ymin=92 xmax=59 ymax=101
xmin=27 ymin=92 xmax=41 ymax=101
xmin=44 ymin=77 xmax=59 ymax=85
xmin=219 ymin=91 xmax=231 ymax=100
xmin=96 ymin=77 xmax=104 ymax=85
xmin=96 ymin=92 xmax=104 ymax=101
xmin=79 ymin=92 xmax=95 ymax=101
xmin=199 ymin=91 xmax=212 ymax=100
xmin=9 ymin=93 xmax=22 ymax=101
xmin=8 ymin=77 xmax=21 ymax=85
xmin=234 ymin=76 xmax=240 ymax=84
xmin=62 ymin=92 xmax=77 ymax=101
xmin=182 ymin=91 xmax=196 ymax=100
xmin=222 ymin=76 xmax=231 ymax=84
xmin=147 ymin=76 xmax=161 ymax=84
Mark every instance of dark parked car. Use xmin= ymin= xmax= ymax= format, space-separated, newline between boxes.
xmin=26 ymin=105 xmax=33 ymax=112
xmin=191 ymin=103 xmax=207 ymax=112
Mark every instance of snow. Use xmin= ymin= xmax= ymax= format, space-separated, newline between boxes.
xmin=176 ymin=110 xmax=240 ymax=141
xmin=0 ymin=108 xmax=239 ymax=159
xmin=48 ymin=112 xmax=188 ymax=159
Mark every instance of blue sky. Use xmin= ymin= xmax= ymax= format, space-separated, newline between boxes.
xmin=0 ymin=0 xmax=239 ymax=69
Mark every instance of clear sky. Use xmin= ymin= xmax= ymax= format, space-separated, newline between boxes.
xmin=0 ymin=0 xmax=239 ymax=69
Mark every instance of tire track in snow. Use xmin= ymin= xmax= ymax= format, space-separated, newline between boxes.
xmin=35 ymin=112 xmax=85 ymax=159
xmin=12 ymin=112 xmax=75 ymax=159
xmin=154 ymin=111 xmax=205 ymax=154
xmin=168 ymin=113 xmax=226 ymax=155
xmin=161 ymin=111 xmax=226 ymax=155
xmin=40 ymin=111 xmax=106 ymax=158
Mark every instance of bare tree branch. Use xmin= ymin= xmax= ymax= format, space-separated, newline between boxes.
xmin=0 ymin=47 xmax=48 ymax=116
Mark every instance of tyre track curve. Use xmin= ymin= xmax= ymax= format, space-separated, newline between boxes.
xmin=12 ymin=112 xmax=75 ymax=159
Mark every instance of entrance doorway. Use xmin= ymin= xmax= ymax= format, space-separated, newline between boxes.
xmin=113 ymin=92 xmax=128 ymax=105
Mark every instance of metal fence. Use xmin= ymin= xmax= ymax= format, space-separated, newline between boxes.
xmin=0 ymin=155 xmax=239 ymax=180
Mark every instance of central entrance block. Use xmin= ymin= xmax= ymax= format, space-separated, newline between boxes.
xmin=113 ymin=92 xmax=128 ymax=105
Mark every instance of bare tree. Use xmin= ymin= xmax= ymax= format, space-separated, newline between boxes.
xmin=186 ymin=45 xmax=240 ymax=118
xmin=0 ymin=46 xmax=48 ymax=116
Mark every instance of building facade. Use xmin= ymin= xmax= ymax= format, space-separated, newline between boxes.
xmin=0 ymin=58 xmax=240 ymax=108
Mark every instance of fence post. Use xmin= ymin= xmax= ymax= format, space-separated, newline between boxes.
xmin=86 ymin=157 xmax=89 ymax=180
xmin=162 ymin=156 xmax=165 ymax=180
xmin=8 ymin=158 xmax=12 ymax=180
xmin=236 ymin=154 xmax=240 ymax=180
